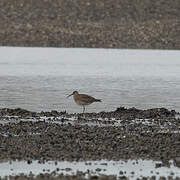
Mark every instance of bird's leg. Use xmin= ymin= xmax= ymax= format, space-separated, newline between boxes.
xmin=83 ymin=106 xmax=85 ymax=114
xmin=82 ymin=106 xmax=86 ymax=119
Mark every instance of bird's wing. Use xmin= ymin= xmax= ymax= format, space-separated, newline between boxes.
xmin=79 ymin=94 xmax=96 ymax=103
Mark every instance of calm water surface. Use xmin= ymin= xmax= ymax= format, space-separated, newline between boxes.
xmin=0 ymin=47 xmax=180 ymax=113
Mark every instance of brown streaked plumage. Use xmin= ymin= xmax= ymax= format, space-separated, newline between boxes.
xmin=67 ymin=91 xmax=101 ymax=113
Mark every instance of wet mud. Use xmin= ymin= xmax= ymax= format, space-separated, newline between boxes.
xmin=0 ymin=107 xmax=179 ymax=179
xmin=0 ymin=107 xmax=179 ymax=163
xmin=0 ymin=106 xmax=177 ymax=119
xmin=0 ymin=121 xmax=179 ymax=163
xmin=1 ymin=174 xmax=117 ymax=180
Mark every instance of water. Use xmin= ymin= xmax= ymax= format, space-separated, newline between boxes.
xmin=0 ymin=159 xmax=179 ymax=179
xmin=0 ymin=47 xmax=180 ymax=113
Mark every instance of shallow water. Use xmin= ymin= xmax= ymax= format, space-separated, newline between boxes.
xmin=0 ymin=159 xmax=179 ymax=179
xmin=1 ymin=47 xmax=180 ymax=113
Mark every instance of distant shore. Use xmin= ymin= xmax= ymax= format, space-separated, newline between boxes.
xmin=0 ymin=0 xmax=180 ymax=49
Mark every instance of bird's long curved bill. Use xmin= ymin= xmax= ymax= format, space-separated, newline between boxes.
xmin=67 ymin=93 xmax=73 ymax=98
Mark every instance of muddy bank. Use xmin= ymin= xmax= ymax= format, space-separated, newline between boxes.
xmin=0 ymin=108 xmax=179 ymax=179
xmin=1 ymin=174 xmax=117 ymax=180
xmin=0 ymin=0 xmax=180 ymax=49
xmin=0 ymin=121 xmax=179 ymax=162
xmin=0 ymin=107 xmax=177 ymax=119
xmin=84 ymin=107 xmax=177 ymax=120
xmin=2 ymin=174 xmax=178 ymax=180
xmin=1 ymin=107 xmax=179 ymax=131
xmin=0 ymin=107 xmax=179 ymax=163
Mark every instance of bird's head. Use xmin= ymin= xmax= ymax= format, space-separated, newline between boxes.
xmin=67 ymin=91 xmax=78 ymax=98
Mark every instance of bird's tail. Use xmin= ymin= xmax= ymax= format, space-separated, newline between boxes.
xmin=95 ymin=99 xmax=102 ymax=102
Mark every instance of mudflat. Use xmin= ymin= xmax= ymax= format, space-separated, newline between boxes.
xmin=0 ymin=107 xmax=180 ymax=179
xmin=0 ymin=107 xmax=179 ymax=163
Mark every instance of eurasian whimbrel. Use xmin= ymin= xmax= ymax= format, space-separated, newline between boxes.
xmin=67 ymin=91 xmax=101 ymax=113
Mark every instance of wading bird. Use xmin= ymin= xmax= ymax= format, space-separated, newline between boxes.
xmin=67 ymin=91 xmax=101 ymax=113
